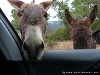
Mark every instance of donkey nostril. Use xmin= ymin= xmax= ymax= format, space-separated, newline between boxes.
xmin=40 ymin=41 xmax=44 ymax=50
xmin=36 ymin=41 xmax=44 ymax=60
xmin=23 ymin=42 xmax=28 ymax=51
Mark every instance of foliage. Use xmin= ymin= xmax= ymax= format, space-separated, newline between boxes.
xmin=46 ymin=27 xmax=71 ymax=42
xmin=53 ymin=0 xmax=71 ymax=34
xmin=11 ymin=9 xmax=19 ymax=30
xmin=70 ymin=0 xmax=100 ymax=18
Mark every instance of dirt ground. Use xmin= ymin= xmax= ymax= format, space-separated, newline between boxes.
xmin=45 ymin=41 xmax=100 ymax=50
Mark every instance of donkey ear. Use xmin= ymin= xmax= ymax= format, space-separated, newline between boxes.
xmin=86 ymin=5 xmax=98 ymax=26
xmin=65 ymin=9 xmax=76 ymax=27
xmin=8 ymin=0 xmax=24 ymax=8
xmin=40 ymin=0 xmax=55 ymax=10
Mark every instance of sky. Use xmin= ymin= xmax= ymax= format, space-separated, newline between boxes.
xmin=0 ymin=0 xmax=74 ymax=22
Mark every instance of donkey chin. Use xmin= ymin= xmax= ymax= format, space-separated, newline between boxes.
xmin=22 ymin=25 xmax=44 ymax=62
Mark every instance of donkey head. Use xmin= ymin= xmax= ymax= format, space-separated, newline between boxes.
xmin=8 ymin=0 xmax=55 ymax=61
xmin=65 ymin=5 xmax=98 ymax=49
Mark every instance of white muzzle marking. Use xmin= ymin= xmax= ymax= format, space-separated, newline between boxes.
xmin=23 ymin=25 xmax=44 ymax=61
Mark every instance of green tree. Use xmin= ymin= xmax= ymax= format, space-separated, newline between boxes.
xmin=53 ymin=0 xmax=100 ymax=32
xmin=46 ymin=27 xmax=71 ymax=42
xmin=53 ymin=0 xmax=71 ymax=39
xmin=11 ymin=9 xmax=19 ymax=30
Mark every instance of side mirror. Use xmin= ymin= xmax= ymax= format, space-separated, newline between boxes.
xmin=92 ymin=30 xmax=100 ymax=44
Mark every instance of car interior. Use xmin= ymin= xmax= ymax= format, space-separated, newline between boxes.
xmin=0 ymin=8 xmax=100 ymax=75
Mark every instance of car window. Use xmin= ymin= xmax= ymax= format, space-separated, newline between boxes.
xmin=0 ymin=9 xmax=23 ymax=61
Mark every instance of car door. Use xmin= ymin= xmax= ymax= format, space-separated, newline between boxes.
xmin=0 ymin=8 xmax=30 ymax=75
xmin=0 ymin=8 xmax=100 ymax=75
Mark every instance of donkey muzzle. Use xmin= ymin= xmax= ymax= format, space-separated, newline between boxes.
xmin=22 ymin=25 xmax=44 ymax=61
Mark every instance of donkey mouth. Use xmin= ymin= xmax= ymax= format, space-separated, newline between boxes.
xmin=23 ymin=40 xmax=44 ymax=61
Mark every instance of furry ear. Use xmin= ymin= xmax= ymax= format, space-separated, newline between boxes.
xmin=8 ymin=0 xmax=24 ymax=8
xmin=65 ymin=9 xmax=76 ymax=27
xmin=40 ymin=0 xmax=55 ymax=10
xmin=86 ymin=5 xmax=98 ymax=26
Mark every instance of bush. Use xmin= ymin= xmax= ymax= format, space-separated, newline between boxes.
xmin=46 ymin=27 xmax=71 ymax=42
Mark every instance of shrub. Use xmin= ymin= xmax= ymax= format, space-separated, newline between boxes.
xmin=46 ymin=27 xmax=71 ymax=43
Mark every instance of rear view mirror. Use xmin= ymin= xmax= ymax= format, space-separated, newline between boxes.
xmin=92 ymin=30 xmax=100 ymax=44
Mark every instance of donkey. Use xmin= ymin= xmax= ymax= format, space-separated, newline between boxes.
xmin=8 ymin=0 xmax=55 ymax=61
xmin=65 ymin=5 xmax=98 ymax=49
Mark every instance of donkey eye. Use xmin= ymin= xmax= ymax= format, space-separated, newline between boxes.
xmin=17 ymin=12 xmax=22 ymax=17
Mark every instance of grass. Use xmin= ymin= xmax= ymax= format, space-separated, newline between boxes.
xmin=45 ymin=40 xmax=100 ymax=50
xmin=45 ymin=40 xmax=73 ymax=50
